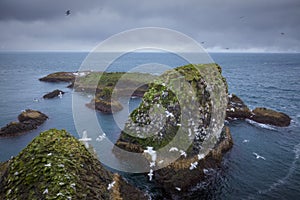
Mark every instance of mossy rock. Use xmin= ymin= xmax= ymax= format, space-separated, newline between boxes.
xmin=0 ymin=129 xmax=147 ymax=200
xmin=39 ymin=72 xmax=75 ymax=83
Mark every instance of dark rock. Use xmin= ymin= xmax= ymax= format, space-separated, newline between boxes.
xmin=86 ymin=98 xmax=123 ymax=113
xmin=250 ymin=107 xmax=291 ymax=127
xmin=0 ymin=109 xmax=48 ymax=137
xmin=43 ymin=89 xmax=65 ymax=99
xmin=0 ymin=129 xmax=147 ymax=200
xmin=226 ymin=94 xmax=251 ymax=120
xmin=155 ymin=126 xmax=233 ymax=197
xmin=39 ymin=72 xmax=75 ymax=83
xmin=114 ymin=64 xmax=230 ymax=195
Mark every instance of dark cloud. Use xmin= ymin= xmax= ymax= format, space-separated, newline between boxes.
xmin=0 ymin=0 xmax=299 ymax=52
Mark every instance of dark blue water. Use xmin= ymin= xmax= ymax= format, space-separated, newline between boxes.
xmin=0 ymin=52 xmax=299 ymax=199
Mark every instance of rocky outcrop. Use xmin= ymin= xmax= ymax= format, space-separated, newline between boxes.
xmin=0 ymin=109 xmax=48 ymax=137
xmin=114 ymin=64 xmax=230 ymax=196
xmin=226 ymin=94 xmax=291 ymax=127
xmin=0 ymin=129 xmax=147 ymax=200
xmin=39 ymin=72 xmax=76 ymax=83
xmin=250 ymin=107 xmax=291 ymax=127
xmin=86 ymin=98 xmax=123 ymax=113
xmin=154 ymin=126 xmax=233 ymax=197
xmin=226 ymin=94 xmax=251 ymax=119
xmin=43 ymin=89 xmax=64 ymax=99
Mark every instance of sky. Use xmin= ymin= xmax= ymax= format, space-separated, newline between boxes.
xmin=0 ymin=0 xmax=299 ymax=52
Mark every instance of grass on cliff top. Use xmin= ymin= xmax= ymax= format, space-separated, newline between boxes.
xmin=0 ymin=129 xmax=113 ymax=200
xmin=75 ymin=71 xmax=156 ymax=88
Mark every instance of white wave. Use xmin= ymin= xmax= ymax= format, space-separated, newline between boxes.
xmin=245 ymin=119 xmax=276 ymax=130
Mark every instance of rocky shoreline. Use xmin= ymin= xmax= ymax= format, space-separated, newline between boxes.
xmin=2 ymin=64 xmax=288 ymax=198
xmin=0 ymin=109 xmax=48 ymax=137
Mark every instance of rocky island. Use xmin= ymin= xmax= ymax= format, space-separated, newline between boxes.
xmin=0 ymin=109 xmax=48 ymax=137
xmin=113 ymin=63 xmax=231 ymax=198
xmin=0 ymin=129 xmax=147 ymax=200
xmin=43 ymin=89 xmax=65 ymax=99
xmin=226 ymin=94 xmax=291 ymax=127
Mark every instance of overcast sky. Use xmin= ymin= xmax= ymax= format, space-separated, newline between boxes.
xmin=0 ymin=0 xmax=299 ymax=52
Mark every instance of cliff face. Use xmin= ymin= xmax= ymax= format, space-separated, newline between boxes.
xmin=0 ymin=129 xmax=146 ymax=200
xmin=114 ymin=63 xmax=231 ymax=195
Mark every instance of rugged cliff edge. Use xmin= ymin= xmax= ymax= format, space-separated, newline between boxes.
xmin=0 ymin=129 xmax=147 ymax=200
xmin=114 ymin=63 xmax=232 ymax=197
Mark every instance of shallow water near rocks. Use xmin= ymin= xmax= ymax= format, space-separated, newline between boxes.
xmin=0 ymin=52 xmax=299 ymax=199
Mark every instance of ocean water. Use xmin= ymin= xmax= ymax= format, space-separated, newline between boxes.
xmin=0 ymin=52 xmax=299 ymax=199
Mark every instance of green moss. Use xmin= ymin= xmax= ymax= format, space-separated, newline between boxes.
xmin=0 ymin=129 xmax=114 ymax=200
xmin=117 ymin=63 xmax=228 ymax=156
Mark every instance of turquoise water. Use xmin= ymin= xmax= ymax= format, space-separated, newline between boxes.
xmin=0 ymin=52 xmax=299 ymax=199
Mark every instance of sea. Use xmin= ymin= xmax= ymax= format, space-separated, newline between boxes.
xmin=0 ymin=52 xmax=299 ymax=199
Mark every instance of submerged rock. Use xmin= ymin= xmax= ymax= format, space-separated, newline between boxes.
xmin=0 ymin=129 xmax=147 ymax=200
xmin=43 ymin=89 xmax=65 ymax=99
xmin=0 ymin=109 xmax=48 ymax=137
xmin=251 ymin=107 xmax=291 ymax=127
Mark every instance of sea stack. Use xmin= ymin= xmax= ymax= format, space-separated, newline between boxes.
xmin=114 ymin=63 xmax=232 ymax=197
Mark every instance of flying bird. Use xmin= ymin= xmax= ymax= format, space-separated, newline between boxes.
xmin=280 ymin=32 xmax=285 ymax=35
xmin=253 ymin=152 xmax=266 ymax=160
xmin=79 ymin=130 xmax=92 ymax=148
xmin=65 ymin=10 xmax=71 ymax=16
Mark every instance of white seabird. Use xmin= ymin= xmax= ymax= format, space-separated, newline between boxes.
xmin=58 ymin=92 xmax=63 ymax=98
xmin=148 ymin=169 xmax=154 ymax=181
xmin=44 ymin=163 xmax=51 ymax=167
xmin=165 ymin=110 xmax=174 ymax=118
xmin=179 ymin=150 xmax=187 ymax=158
xmin=169 ymin=147 xmax=179 ymax=152
xmin=150 ymin=161 xmax=156 ymax=167
xmin=144 ymin=146 xmax=157 ymax=162
xmin=189 ymin=161 xmax=198 ymax=170
xmin=79 ymin=130 xmax=92 ymax=148
xmin=107 ymin=181 xmax=116 ymax=190
xmin=96 ymin=133 xmax=106 ymax=142
xmin=253 ymin=152 xmax=266 ymax=160
xmin=198 ymin=154 xmax=205 ymax=160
